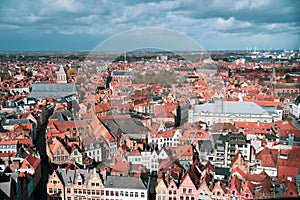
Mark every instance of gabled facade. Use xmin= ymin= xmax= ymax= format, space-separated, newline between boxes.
xmin=227 ymin=175 xmax=242 ymax=200
xmin=148 ymin=129 xmax=182 ymax=149
xmin=47 ymin=137 xmax=70 ymax=164
xmin=177 ymin=171 xmax=199 ymax=200
xmin=156 ymin=178 xmax=168 ymax=200
xmin=47 ymin=170 xmax=65 ymax=200
xmin=211 ymin=180 xmax=226 ymax=200
xmin=167 ymin=179 xmax=178 ymax=200
xmin=197 ymin=176 xmax=212 ymax=200
xmin=240 ymin=180 xmax=254 ymax=200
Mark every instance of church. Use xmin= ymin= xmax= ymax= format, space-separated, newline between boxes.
xmin=56 ymin=64 xmax=67 ymax=83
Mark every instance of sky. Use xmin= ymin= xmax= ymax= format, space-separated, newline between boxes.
xmin=0 ymin=0 xmax=299 ymax=51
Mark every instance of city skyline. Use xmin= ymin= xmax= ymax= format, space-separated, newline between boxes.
xmin=0 ymin=0 xmax=299 ymax=51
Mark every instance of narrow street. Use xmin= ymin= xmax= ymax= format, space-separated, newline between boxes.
xmin=33 ymin=121 xmax=52 ymax=199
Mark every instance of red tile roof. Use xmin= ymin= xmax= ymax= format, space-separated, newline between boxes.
xmin=20 ymin=155 xmax=40 ymax=169
xmin=0 ymin=140 xmax=18 ymax=145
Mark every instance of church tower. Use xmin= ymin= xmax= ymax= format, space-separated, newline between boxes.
xmin=56 ymin=65 xmax=67 ymax=83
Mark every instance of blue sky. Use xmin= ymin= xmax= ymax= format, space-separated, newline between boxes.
xmin=0 ymin=0 xmax=299 ymax=51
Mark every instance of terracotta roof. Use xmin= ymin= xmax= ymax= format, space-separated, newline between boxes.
xmin=232 ymin=166 xmax=247 ymax=179
xmin=20 ymin=155 xmax=40 ymax=169
xmin=94 ymin=102 xmax=111 ymax=113
xmin=210 ymin=122 xmax=238 ymax=133
xmin=168 ymin=145 xmax=193 ymax=157
xmin=231 ymin=150 xmax=245 ymax=165
xmin=229 ymin=175 xmax=242 ymax=193
xmin=0 ymin=140 xmax=18 ymax=145
xmin=110 ymin=156 xmax=130 ymax=173
xmin=213 ymin=180 xmax=227 ymax=193
xmin=235 ymin=121 xmax=273 ymax=135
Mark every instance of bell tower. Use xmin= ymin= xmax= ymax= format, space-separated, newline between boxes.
xmin=56 ymin=64 xmax=67 ymax=83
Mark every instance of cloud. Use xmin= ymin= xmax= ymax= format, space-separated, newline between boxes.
xmin=213 ymin=17 xmax=252 ymax=31
xmin=0 ymin=0 xmax=299 ymax=50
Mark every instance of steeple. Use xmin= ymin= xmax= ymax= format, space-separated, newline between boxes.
xmin=56 ymin=64 xmax=67 ymax=83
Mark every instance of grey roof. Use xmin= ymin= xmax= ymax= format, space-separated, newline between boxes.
xmin=57 ymin=169 xmax=94 ymax=186
xmin=226 ymin=132 xmax=249 ymax=145
xmin=105 ymin=176 xmax=146 ymax=190
xmin=198 ymin=140 xmax=213 ymax=153
xmin=194 ymin=101 xmax=267 ymax=115
xmin=49 ymin=110 xmax=74 ymax=121
xmin=101 ymin=116 xmax=149 ymax=136
xmin=0 ymin=182 xmax=11 ymax=199
xmin=28 ymin=83 xmax=76 ymax=98
xmin=2 ymin=118 xmax=31 ymax=126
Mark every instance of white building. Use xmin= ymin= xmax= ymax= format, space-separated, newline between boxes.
xmin=189 ymin=101 xmax=278 ymax=127
xmin=0 ymin=140 xmax=18 ymax=153
xmin=128 ymin=147 xmax=170 ymax=173
xmin=148 ymin=129 xmax=182 ymax=149
xmin=83 ymin=141 xmax=104 ymax=162
xmin=290 ymin=95 xmax=300 ymax=119
xmin=104 ymin=176 xmax=147 ymax=200
xmin=213 ymin=132 xmax=251 ymax=167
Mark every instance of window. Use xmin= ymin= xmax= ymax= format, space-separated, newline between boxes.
xmin=245 ymin=194 xmax=249 ymax=199
xmin=183 ymin=188 xmax=186 ymax=193
xmin=49 ymin=188 xmax=53 ymax=193
xmin=188 ymin=189 xmax=192 ymax=193
xmin=141 ymin=192 xmax=145 ymax=198
xmin=232 ymin=190 xmax=236 ymax=195
xmin=130 ymin=192 xmax=134 ymax=197
xmin=67 ymin=188 xmax=71 ymax=193
xmin=120 ymin=191 xmax=124 ymax=196
xmin=135 ymin=192 xmax=138 ymax=197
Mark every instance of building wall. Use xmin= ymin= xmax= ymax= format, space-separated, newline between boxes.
xmin=103 ymin=188 xmax=147 ymax=200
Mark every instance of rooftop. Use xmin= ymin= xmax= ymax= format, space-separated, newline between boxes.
xmin=194 ymin=101 xmax=268 ymax=115
xmin=105 ymin=176 xmax=146 ymax=190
